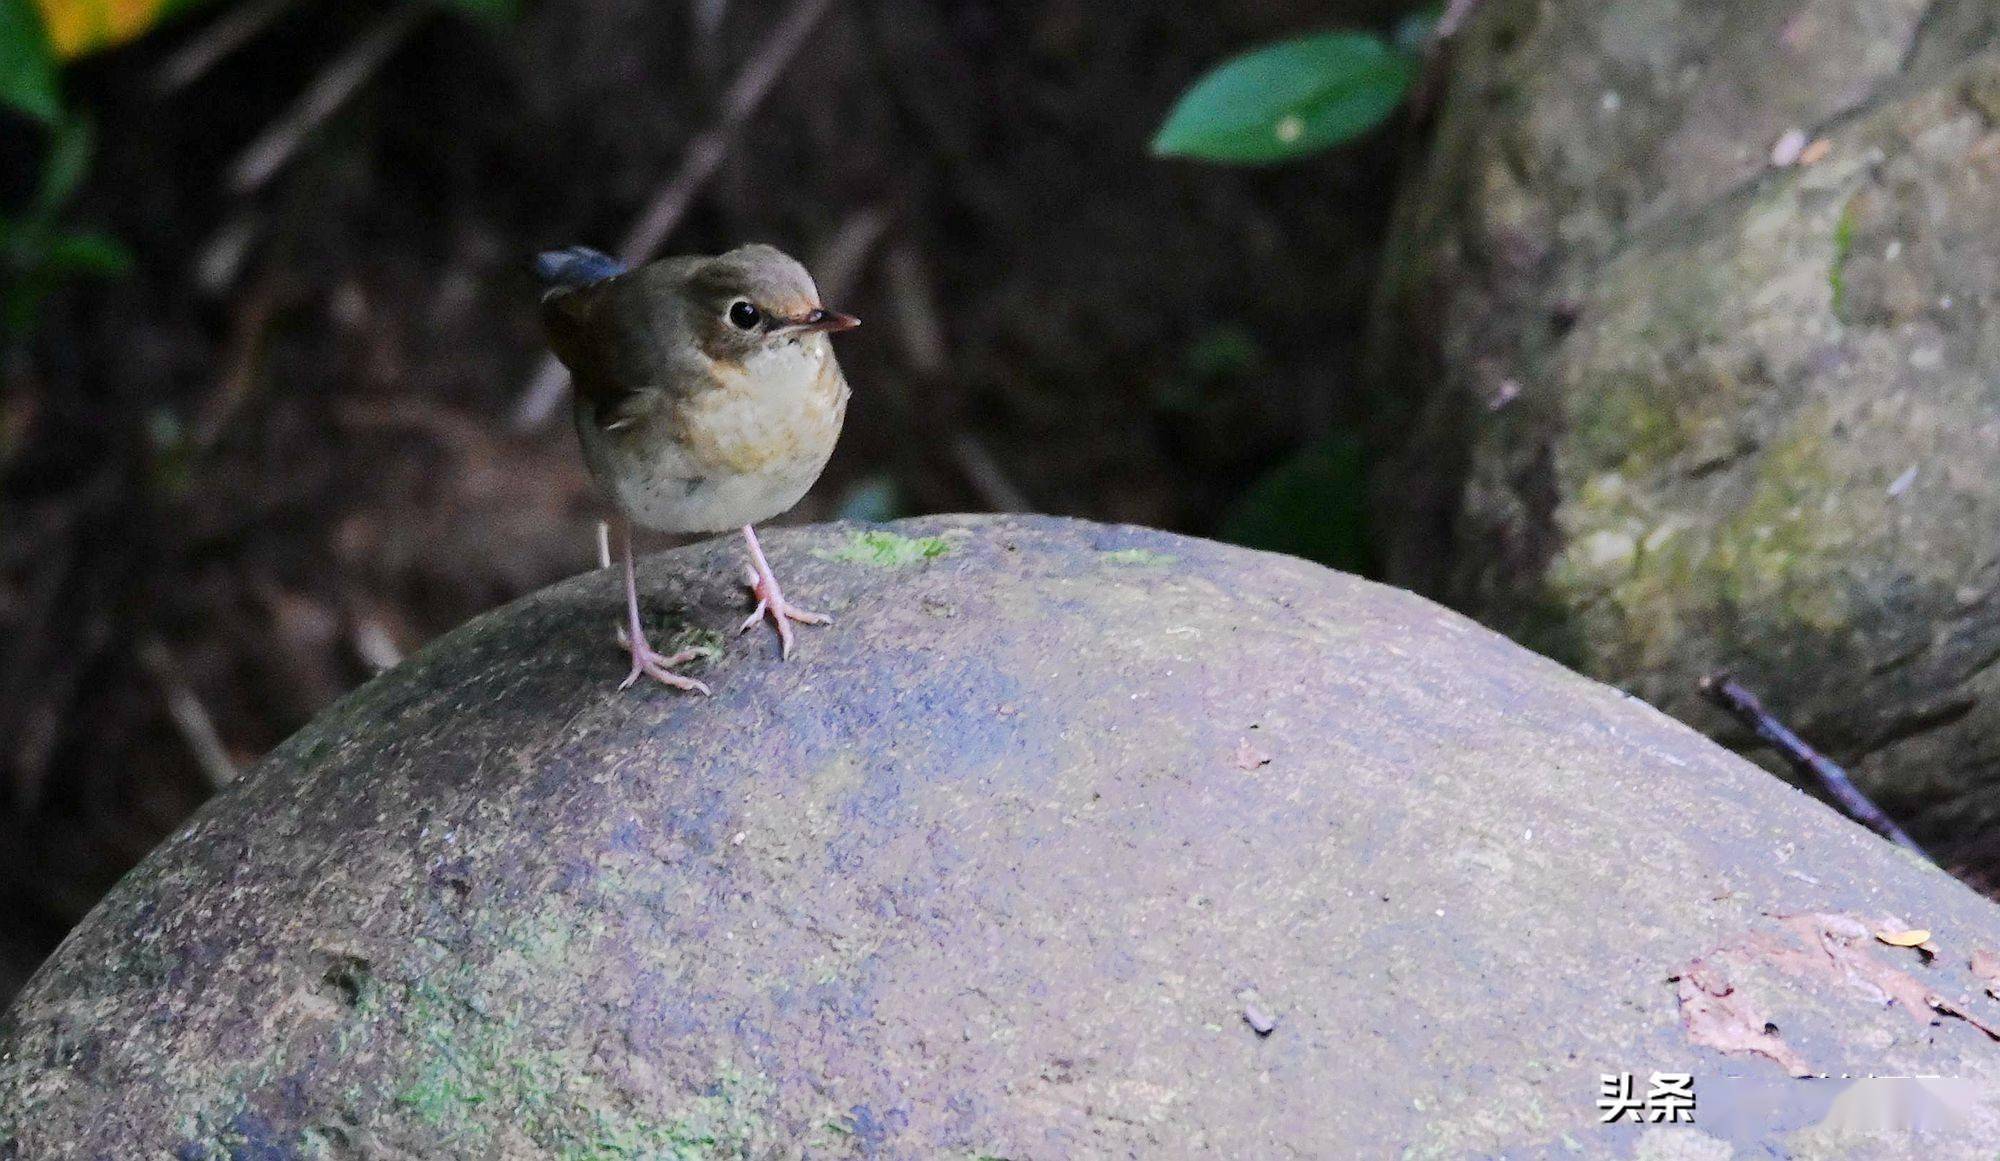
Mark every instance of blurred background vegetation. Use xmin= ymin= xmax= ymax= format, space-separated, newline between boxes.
xmin=0 ymin=0 xmax=1434 ymax=1002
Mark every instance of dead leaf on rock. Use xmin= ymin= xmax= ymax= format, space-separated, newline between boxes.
xmin=1676 ymin=912 xmax=2000 ymax=1072
xmin=1876 ymin=928 xmax=1932 ymax=948
xmin=1777 ymin=914 xmax=1935 ymax=1021
xmin=1233 ymin=739 xmax=1272 ymax=771
xmin=1676 ymin=959 xmax=1813 ymax=1077
xmin=1927 ymin=994 xmax=2000 ymax=1041
xmin=1972 ymin=949 xmax=2000 ymax=999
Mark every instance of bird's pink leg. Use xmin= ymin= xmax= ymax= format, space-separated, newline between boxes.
xmin=614 ymin=521 xmax=709 ymax=694
xmin=739 ymin=524 xmax=829 ymax=659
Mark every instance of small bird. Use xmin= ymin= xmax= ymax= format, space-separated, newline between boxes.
xmin=535 ymin=243 xmax=858 ymax=693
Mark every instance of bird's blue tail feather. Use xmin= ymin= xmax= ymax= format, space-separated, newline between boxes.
xmin=533 ymin=246 xmax=626 ymax=288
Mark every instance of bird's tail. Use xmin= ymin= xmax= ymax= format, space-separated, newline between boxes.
xmin=532 ymin=246 xmax=626 ymax=289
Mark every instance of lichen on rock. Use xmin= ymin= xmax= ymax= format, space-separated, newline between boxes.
xmin=1374 ymin=0 xmax=2000 ymax=856
xmin=5 ymin=516 xmax=2000 ymax=1157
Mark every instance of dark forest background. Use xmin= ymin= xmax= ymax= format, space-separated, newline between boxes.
xmin=0 ymin=0 xmax=1423 ymax=1002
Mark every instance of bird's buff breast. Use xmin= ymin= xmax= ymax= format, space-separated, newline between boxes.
xmin=583 ymin=341 xmax=848 ymax=534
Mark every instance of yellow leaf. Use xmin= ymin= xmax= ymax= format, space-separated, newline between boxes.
xmin=1876 ymin=928 xmax=1932 ymax=948
xmin=33 ymin=0 xmax=172 ymax=59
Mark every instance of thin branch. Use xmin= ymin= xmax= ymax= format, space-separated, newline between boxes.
xmin=228 ymin=4 xmax=430 ymax=195
xmin=153 ymin=0 xmax=297 ymax=95
xmin=1435 ymin=0 xmax=1484 ymax=39
xmin=349 ymin=617 xmax=404 ymax=673
xmin=883 ymin=240 xmax=947 ymax=378
xmin=951 ymin=434 xmax=1030 ymax=513
xmin=1411 ymin=0 xmax=1487 ymax=120
xmin=192 ymin=210 xmax=267 ymax=297
xmin=140 ymin=639 xmax=238 ymax=792
xmin=192 ymin=268 xmax=286 ymax=450
xmin=1700 ymin=672 xmax=1928 ymax=858
xmin=880 ymin=239 xmax=1032 ymax=512
xmin=617 ymin=0 xmax=836 ymax=263
xmin=810 ymin=202 xmax=896 ymax=306
xmin=511 ymin=0 xmax=840 ymax=429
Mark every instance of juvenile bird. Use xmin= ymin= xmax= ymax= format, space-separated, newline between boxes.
xmin=535 ymin=243 xmax=858 ymax=693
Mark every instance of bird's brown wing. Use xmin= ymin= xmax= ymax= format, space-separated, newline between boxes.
xmin=542 ymin=259 xmax=712 ymax=431
xmin=542 ymin=277 xmax=651 ymax=430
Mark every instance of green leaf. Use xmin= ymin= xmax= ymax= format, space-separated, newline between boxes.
xmin=1218 ymin=433 xmax=1376 ymax=575
xmin=40 ymin=230 xmax=131 ymax=276
xmin=1152 ymin=31 xmax=1415 ymax=164
xmin=35 ymin=113 xmax=91 ymax=214
xmin=434 ymin=0 xmax=519 ymax=23
xmin=0 ymin=0 xmax=60 ymax=122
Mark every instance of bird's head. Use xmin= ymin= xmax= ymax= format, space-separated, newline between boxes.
xmin=682 ymin=243 xmax=859 ymax=364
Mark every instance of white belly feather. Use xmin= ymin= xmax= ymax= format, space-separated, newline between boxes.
xmin=578 ymin=337 xmax=848 ymax=535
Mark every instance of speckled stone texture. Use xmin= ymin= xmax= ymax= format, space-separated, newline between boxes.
xmin=1373 ymin=0 xmax=2000 ymax=856
xmin=3 ymin=516 xmax=2000 ymax=1158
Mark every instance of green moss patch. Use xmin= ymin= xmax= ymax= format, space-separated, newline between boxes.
xmin=813 ymin=530 xmax=952 ymax=567
xmin=1829 ymin=200 xmax=1858 ymax=313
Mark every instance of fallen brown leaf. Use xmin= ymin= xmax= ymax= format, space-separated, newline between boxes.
xmin=1675 ymin=912 xmax=2000 ymax=1073
xmin=1971 ymin=948 xmax=2000 ymax=999
xmin=1676 ymin=958 xmax=1813 ymax=1077
xmin=1876 ymin=928 xmax=1932 ymax=948
xmin=1779 ymin=914 xmax=1934 ymax=1021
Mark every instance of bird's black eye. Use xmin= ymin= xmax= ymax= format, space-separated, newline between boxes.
xmin=728 ymin=301 xmax=761 ymax=330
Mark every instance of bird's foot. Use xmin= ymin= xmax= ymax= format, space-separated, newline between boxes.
xmin=616 ymin=629 xmax=710 ymax=695
xmin=739 ymin=566 xmax=830 ymax=659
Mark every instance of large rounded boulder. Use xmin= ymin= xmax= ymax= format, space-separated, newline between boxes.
xmin=4 ymin=515 xmax=2000 ymax=1156
xmin=1373 ymin=0 xmax=2000 ymax=856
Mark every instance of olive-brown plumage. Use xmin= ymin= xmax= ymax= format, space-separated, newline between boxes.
xmin=537 ymin=243 xmax=858 ymax=692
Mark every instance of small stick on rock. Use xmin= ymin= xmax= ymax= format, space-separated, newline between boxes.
xmin=1700 ymin=672 xmax=1927 ymax=858
xmin=1243 ymin=1002 xmax=1277 ymax=1036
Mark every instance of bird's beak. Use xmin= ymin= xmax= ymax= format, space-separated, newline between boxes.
xmin=786 ymin=308 xmax=860 ymax=335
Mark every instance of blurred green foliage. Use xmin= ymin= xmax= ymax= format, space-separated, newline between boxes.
xmin=0 ymin=0 xmax=59 ymax=120
xmin=1150 ymin=31 xmax=1415 ymax=164
xmin=443 ymin=0 xmax=519 ymax=23
xmin=0 ymin=0 xmax=517 ymax=342
xmin=3 ymin=114 xmax=131 ymax=337
xmin=1220 ymin=434 xmax=1374 ymax=576
xmin=1155 ymin=20 xmax=1432 ymax=574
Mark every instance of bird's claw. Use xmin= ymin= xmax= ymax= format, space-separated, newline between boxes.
xmin=619 ymin=645 xmax=710 ymax=695
xmin=740 ymin=567 xmax=830 ymax=659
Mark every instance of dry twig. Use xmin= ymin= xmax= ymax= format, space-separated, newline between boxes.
xmin=1700 ymin=672 xmax=1927 ymax=857
xmin=811 ymin=203 xmax=896 ymax=306
xmin=512 ymin=0 xmax=840 ymax=429
xmin=951 ymin=434 xmax=1029 ymax=513
xmin=229 ymin=4 xmax=430 ymax=195
xmin=153 ymin=0 xmax=297 ymax=95
xmin=140 ymin=639 xmax=238 ymax=791
xmin=192 ymin=270 xmax=287 ymax=450
xmin=881 ymin=240 xmax=1031 ymax=511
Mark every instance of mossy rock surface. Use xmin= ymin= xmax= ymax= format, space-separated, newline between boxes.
xmin=1373 ymin=0 xmax=2000 ymax=856
xmin=5 ymin=515 xmax=2000 ymax=1157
